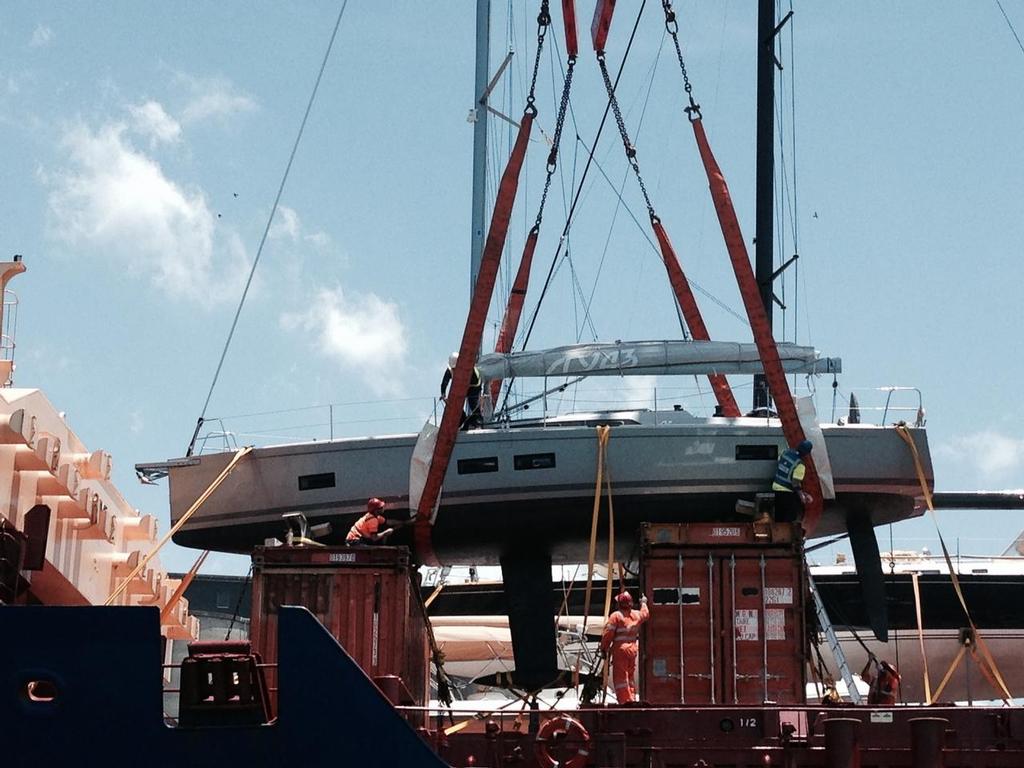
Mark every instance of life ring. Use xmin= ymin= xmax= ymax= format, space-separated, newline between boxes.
xmin=535 ymin=714 xmax=592 ymax=768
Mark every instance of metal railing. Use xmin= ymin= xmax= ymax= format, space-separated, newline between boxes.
xmin=193 ymin=381 xmax=927 ymax=451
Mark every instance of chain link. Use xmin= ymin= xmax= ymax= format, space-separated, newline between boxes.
xmin=661 ymin=0 xmax=701 ymax=121
xmin=525 ymin=1 xmax=552 ymax=117
xmin=534 ymin=57 xmax=576 ymax=230
xmin=597 ymin=54 xmax=656 ymax=220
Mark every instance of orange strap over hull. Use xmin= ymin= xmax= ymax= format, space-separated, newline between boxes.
xmin=489 ymin=227 xmax=539 ymax=405
xmin=650 ymin=218 xmax=741 ymax=418
xmin=561 ymin=0 xmax=578 ymax=58
xmin=690 ymin=118 xmax=823 ymax=533
xmin=414 ymin=114 xmax=535 ymax=565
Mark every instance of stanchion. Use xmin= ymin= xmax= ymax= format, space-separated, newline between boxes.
xmin=823 ymin=717 xmax=861 ymax=768
xmin=910 ymin=717 xmax=948 ymax=768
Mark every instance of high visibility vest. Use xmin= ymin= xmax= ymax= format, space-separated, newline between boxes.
xmin=346 ymin=512 xmax=384 ymax=543
xmin=773 ymin=448 xmax=803 ymax=492
xmin=601 ymin=605 xmax=650 ymax=650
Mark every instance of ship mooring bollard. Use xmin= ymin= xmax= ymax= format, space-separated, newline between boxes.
xmin=909 ymin=717 xmax=948 ymax=768
xmin=823 ymin=717 xmax=861 ymax=768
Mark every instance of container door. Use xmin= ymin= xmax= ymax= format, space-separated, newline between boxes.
xmin=723 ymin=552 xmax=805 ymax=704
xmin=641 ymin=551 xmax=717 ymax=704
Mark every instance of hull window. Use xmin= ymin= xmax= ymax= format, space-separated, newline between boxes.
xmin=514 ymin=452 xmax=556 ymax=471
xmin=457 ymin=457 xmax=499 ymax=475
xmin=298 ymin=472 xmax=336 ymax=491
xmin=735 ymin=444 xmax=779 ymax=461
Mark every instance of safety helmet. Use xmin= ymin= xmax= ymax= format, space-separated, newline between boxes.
xmin=615 ymin=591 xmax=633 ymax=610
xmin=797 ymin=439 xmax=813 ymax=455
xmin=448 ymin=352 xmax=459 ymax=368
xmin=367 ymin=497 xmax=386 ymax=514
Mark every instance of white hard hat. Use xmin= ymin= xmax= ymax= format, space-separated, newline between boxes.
xmin=448 ymin=352 xmax=459 ymax=368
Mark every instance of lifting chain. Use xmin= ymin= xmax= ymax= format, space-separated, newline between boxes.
xmin=596 ymin=53 xmax=656 ymax=221
xmin=661 ymin=0 xmax=702 ymax=121
xmin=525 ymin=1 xmax=552 ymax=117
xmin=533 ymin=55 xmax=576 ymax=231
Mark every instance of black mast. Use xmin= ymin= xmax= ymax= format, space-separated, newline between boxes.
xmin=752 ymin=0 xmax=775 ymax=411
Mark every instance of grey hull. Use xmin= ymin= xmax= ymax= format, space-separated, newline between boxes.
xmin=164 ymin=416 xmax=932 ymax=564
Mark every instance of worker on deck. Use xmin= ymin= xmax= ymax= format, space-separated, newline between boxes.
xmin=600 ymin=591 xmax=650 ymax=704
xmin=861 ymin=657 xmax=900 ymax=705
xmin=772 ymin=439 xmax=813 ymax=522
xmin=345 ymin=498 xmax=397 ymax=545
xmin=440 ymin=352 xmax=483 ymax=430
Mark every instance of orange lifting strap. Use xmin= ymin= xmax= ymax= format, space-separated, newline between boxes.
xmin=562 ymin=0 xmax=579 ymax=58
xmin=690 ymin=118 xmax=823 ymax=533
xmin=489 ymin=227 xmax=538 ymax=406
xmin=651 ymin=218 xmax=741 ymax=417
xmin=591 ymin=0 xmax=615 ymax=52
xmin=414 ymin=114 xmax=535 ymax=565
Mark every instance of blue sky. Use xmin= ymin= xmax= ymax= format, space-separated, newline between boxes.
xmin=1 ymin=3 xmax=1022 ymax=574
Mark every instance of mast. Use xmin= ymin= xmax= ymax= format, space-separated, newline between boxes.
xmin=752 ymin=0 xmax=775 ymax=411
xmin=469 ymin=0 xmax=491 ymax=295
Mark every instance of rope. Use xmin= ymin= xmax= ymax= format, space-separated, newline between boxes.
xmin=224 ymin=562 xmax=254 ymax=640
xmin=996 ymin=0 xmax=1024 ymax=57
xmin=106 ymin=446 xmax=253 ymax=605
xmin=160 ymin=548 xmax=209 ymax=624
xmin=190 ymin=2 xmax=350 ymax=453
xmin=895 ymin=424 xmax=1013 ymax=702
xmin=911 ymin=571 xmax=933 ymax=704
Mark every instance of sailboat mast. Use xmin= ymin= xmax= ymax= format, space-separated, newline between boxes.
xmin=469 ymin=0 xmax=491 ymax=296
xmin=753 ymin=0 xmax=775 ymax=411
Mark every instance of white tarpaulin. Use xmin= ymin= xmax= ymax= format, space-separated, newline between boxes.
xmin=476 ymin=340 xmax=840 ymax=380
xmin=408 ymin=420 xmax=439 ymax=521
xmin=796 ymin=395 xmax=836 ymax=500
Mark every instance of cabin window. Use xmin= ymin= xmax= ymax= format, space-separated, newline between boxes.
xmin=298 ymin=472 xmax=336 ymax=491
xmin=457 ymin=457 xmax=499 ymax=474
xmin=735 ymin=444 xmax=779 ymax=461
xmin=971 ymin=568 xmax=989 ymax=574
xmin=514 ymin=452 xmax=556 ymax=470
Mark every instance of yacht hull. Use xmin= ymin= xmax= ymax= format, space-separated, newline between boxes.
xmin=166 ymin=420 xmax=931 ymax=563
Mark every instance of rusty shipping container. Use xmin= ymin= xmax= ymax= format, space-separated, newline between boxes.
xmin=640 ymin=522 xmax=806 ymax=705
xmin=249 ymin=545 xmax=429 ymax=716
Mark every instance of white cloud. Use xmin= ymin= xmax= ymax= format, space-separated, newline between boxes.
xmin=281 ymin=287 xmax=408 ymax=395
xmin=270 ymin=204 xmax=331 ymax=250
xmin=176 ymin=73 xmax=256 ymax=125
xmin=939 ymin=429 xmax=1024 ymax=481
xmin=46 ymin=120 xmax=247 ymax=303
xmin=270 ymin=205 xmax=301 ymax=240
xmin=30 ymin=24 xmax=53 ymax=48
xmin=128 ymin=100 xmax=182 ymax=146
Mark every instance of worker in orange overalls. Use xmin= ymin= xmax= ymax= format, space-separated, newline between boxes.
xmin=861 ymin=657 xmax=900 ymax=705
xmin=345 ymin=498 xmax=396 ymax=545
xmin=600 ymin=591 xmax=650 ymax=704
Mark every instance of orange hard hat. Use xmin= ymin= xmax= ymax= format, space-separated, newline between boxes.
xmin=616 ymin=591 xmax=633 ymax=609
xmin=367 ymin=497 xmax=386 ymax=513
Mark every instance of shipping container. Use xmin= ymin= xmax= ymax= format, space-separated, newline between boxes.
xmin=640 ymin=523 xmax=806 ymax=705
xmin=249 ymin=545 xmax=429 ymax=719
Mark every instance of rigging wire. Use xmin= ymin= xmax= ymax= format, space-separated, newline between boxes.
xmin=996 ymin=0 xmax=1024 ymax=56
xmin=518 ymin=1 xmax=650 ymax=354
xmin=188 ymin=0 xmax=350 ymax=454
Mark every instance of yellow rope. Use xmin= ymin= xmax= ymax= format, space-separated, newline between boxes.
xmin=582 ymin=426 xmax=609 ymax=631
xmin=160 ymin=549 xmax=210 ymax=623
xmin=911 ymin=572 xmax=933 ymax=704
xmin=105 ymin=446 xmax=253 ymax=606
xmin=896 ymin=425 xmax=1012 ymax=702
xmin=932 ymin=644 xmax=967 ymax=702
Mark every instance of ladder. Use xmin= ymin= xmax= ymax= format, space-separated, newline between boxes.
xmin=806 ymin=565 xmax=862 ymax=704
